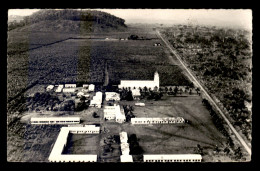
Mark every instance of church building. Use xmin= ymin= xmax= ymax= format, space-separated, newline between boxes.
xmin=118 ymin=72 xmax=159 ymax=90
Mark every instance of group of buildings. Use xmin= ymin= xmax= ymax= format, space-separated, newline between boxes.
xmin=119 ymin=132 xmax=133 ymax=162
xmin=36 ymin=71 xmax=203 ymax=163
xmin=46 ymin=84 xmax=95 ymax=93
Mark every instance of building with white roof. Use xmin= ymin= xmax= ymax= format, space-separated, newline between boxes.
xmin=119 ymin=132 xmax=128 ymax=144
xmin=120 ymin=155 xmax=133 ymax=162
xmin=63 ymin=88 xmax=76 ymax=93
xmin=55 ymin=85 xmax=64 ymax=93
xmin=31 ymin=117 xmax=80 ymax=125
xmin=83 ymin=84 xmax=89 ymax=88
xmin=65 ymin=84 xmax=77 ymax=88
xmin=143 ymin=154 xmax=202 ymax=162
xmin=90 ymin=91 xmax=102 ymax=108
xmin=135 ymin=103 xmax=145 ymax=106
xmin=105 ymin=92 xmax=120 ymax=101
xmin=89 ymin=84 xmax=95 ymax=92
xmin=48 ymin=125 xmax=100 ymax=162
xmin=118 ymin=72 xmax=159 ymax=90
xmin=46 ymin=85 xmax=54 ymax=91
xmin=131 ymin=117 xmax=185 ymax=125
xmin=104 ymin=105 xmax=125 ymax=123
xmin=132 ymin=89 xmax=141 ymax=100
xmin=120 ymin=143 xmax=130 ymax=155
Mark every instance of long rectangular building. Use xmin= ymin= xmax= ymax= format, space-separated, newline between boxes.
xmin=131 ymin=117 xmax=185 ymax=125
xmin=143 ymin=154 xmax=202 ymax=162
xmin=31 ymin=117 xmax=80 ymax=125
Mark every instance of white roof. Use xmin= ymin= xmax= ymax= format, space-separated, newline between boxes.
xmin=131 ymin=117 xmax=184 ymax=122
xmin=135 ymin=103 xmax=145 ymax=106
xmin=49 ymin=155 xmax=97 ymax=162
xmin=31 ymin=117 xmax=80 ymax=122
xmin=63 ymin=88 xmax=76 ymax=92
xmin=120 ymin=155 xmax=133 ymax=162
xmin=132 ymin=89 xmax=141 ymax=96
xmin=119 ymin=132 xmax=128 ymax=143
xmin=77 ymin=92 xmax=84 ymax=95
xmin=143 ymin=154 xmax=202 ymax=160
xmin=47 ymin=85 xmax=54 ymax=89
xmin=49 ymin=126 xmax=100 ymax=161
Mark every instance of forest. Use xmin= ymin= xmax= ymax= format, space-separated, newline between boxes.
xmin=161 ymin=25 xmax=252 ymax=142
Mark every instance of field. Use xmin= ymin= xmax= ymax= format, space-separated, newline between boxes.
xmin=117 ymin=96 xmax=228 ymax=160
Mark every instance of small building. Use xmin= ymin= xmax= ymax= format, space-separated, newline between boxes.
xmin=89 ymin=84 xmax=95 ymax=92
xmin=77 ymin=92 xmax=85 ymax=97
xmin=83 ymin=84 xmax=89 ymax=88
xmin=104 ymin=105 xmax=117 ymax=120
xmin=63 ymin=88 xmax=76 ymax=93
xmin=55 ymin=85 xmax=64 ymax=93
xmin=46 ymin=85 xmax=54 ymax=91
xmin=154 ymin=43 xmax=162 ymax=46
xmin=115 ymin=108 xmax=126 ymax=123
xmin=143 ymin=154 xmax=202 ymax=162
xmin=119 ymin=132 xmax=128 ymax=144
xmin=135 ymin=103 xmax=145 ymax=106
xmin=104 ymin=105 xmax=125 ymax=123
xmin=65 ymin=84 xmax=77 ymax=88
xmin=105 ymin=92 xmax=120 ymax=101
xmin=120 ymin=143 xmax=130 ymax=155
xmin=90 ymin=91 xmax=102 ymax=108
xmin=132 ymin=89 xmax=141 ymax=100
xmin=120 ymin=155 xmax=133 ymax=162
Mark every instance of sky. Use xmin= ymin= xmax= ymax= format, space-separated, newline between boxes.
xmin=8 ymin=9 xmax=252 ymax=30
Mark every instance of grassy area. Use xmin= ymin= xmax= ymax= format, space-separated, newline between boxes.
xmin=119 ymin=96 xmax=227 ymax=155
xmin=63 ymin=134 xmax=99 ymax=154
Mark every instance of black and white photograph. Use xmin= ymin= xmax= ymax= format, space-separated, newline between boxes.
xmin=7 ymin=9 xmax=252 ymax=163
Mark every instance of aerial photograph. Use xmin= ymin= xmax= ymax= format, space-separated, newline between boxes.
xmin=7 ymin=9 xmax=252 ymax=163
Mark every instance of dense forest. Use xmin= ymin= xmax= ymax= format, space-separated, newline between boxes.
xmin=8 ymin=9 xmax=127 ymax=32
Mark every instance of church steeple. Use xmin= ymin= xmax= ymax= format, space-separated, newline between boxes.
xmin=154 ymin=71 xmax=159 ymax=88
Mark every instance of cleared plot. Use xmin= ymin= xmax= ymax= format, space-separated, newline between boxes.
xmin=63 ymin=134 xmax=99 ymax=154
xmin=119 ymin=96 xmax=227 ymax=155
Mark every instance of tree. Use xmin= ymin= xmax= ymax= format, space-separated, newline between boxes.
xmin=224 ymin=147 xmax=230 ymax=155
xmin=174 ymin=87 xmax=178 ymax=94
xmin=234 ymin=147 xmax=243 ymax=160
xmin=154 ymin=86 xmax=158 ymax=92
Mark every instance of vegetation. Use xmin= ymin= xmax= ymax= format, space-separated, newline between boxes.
xmin=8 ymin=9 xmax=127 ymax=32
xmin=161 ymin=25 xmax=252 ymax=142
